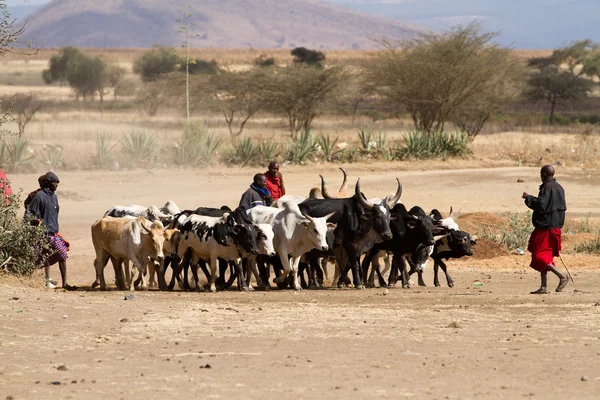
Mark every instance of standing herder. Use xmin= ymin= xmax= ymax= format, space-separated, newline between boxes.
xmin=239 ymin=173 xmax=274 ymax=209
xmin=264 ymin=161 xmax=286 ymax=202
xmin=25 ymin=172 xmax=75 ymax=290
xmin=522 ymin=165 xmax=569 ymax=294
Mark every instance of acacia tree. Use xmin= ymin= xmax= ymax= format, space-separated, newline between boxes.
xmin=0 ymin=93 xmax=42 ymax=135
xmin=260 ymin=65 xmax=344 ymax=139
xmin=203 ymin=70 xmax=265 ymax=138
xmin=369 ymin=23 xmax=523 ymax=134
xmin=0 ymin=0 xmax=29 ymax=57
xmin=525 ymin=66 xmax=592 ymax=124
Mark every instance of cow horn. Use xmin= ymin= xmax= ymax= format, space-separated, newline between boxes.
xmin=355 ymin=178 xmax=374 ymax=210
xmin=320 ymin=175 xmax=336 ymax=199
xmin=338 ymin=168 xmax=348 ymax=194
xmin=449 ymin=206 xmax=454 ymax=218
xmin=302 ymin=213 xmax=315 ymax=223
xmin=385 ymin=178 xmax=402 ymax=208
xmin=433 ymin=233 xmax=450 ymax=242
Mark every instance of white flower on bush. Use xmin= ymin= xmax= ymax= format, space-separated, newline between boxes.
xmin=368 ymin=141 xmax=377 ymax=149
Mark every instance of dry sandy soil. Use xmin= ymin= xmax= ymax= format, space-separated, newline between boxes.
xmin=1 ymin=165 xmax=600 ymax=399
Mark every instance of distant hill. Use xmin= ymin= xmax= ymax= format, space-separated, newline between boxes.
xmin=328 ymin=0 xmax=600 ymax=49
xmin=19 ymin=0 xmax=428 ymax=49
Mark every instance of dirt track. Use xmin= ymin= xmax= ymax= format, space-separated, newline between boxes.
xmin=2 ymin=165 xmax=600 ymax=399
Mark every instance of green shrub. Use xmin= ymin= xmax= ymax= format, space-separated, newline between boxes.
xmin=258 ymin=138 xmax=280 ymax=162
xmin=357 ymin=124 xmax=374 ymax=153
xmin=1 ymin=135 xmax=35 ymax=172
xmin=175 ymin=121 xmax=222 ymax=167
xmin=284 ymin=130 xmax=318 ymax=164
xmin=480 ymin=211 xmax=532 ymax=251
xmin=0 ymin=183 xmax=50 ymax=277
xmin=94 ymin=133 xmax=117 ymax=169
xmin=227 ymin=137 xmax=259 ymax=167
xmin=121 ymin=130 xmax=157 ymax=167
xmin=396 ymin=130 xmax=472 ymax=160
xmin=571 ymin=233 xmax=600 ymax=254
xmin=317 ymin=133 xmax=344 ymax=162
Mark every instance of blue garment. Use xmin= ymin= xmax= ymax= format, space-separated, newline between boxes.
xmin=251 ymin=184 xmax=271 ymax=198
xmin=25 ymin=188 xmax=60 ymax=233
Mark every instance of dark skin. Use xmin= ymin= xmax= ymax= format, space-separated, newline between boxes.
xmin=266 ymin=161 xmax=286 ymax=196
xmin=254 ymin=174 xmax=267 ymax=189
xmin=522 ymin=165 xmax=568 ymax=294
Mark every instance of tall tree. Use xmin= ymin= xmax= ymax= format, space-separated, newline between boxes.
xmin=369 ymin=23 xmax=523 ymax=134
xmin=525 ymin=66 xmax=592 ymax=124
xmin=177 ymin=4 xmax=202 ymax=122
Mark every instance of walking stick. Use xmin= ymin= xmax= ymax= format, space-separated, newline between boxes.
xmin=558 ymin=253 xmax=575 ymax=283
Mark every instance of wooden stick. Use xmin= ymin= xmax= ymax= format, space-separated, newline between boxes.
xmin=558 ymin=253 xmax=575 ymax=283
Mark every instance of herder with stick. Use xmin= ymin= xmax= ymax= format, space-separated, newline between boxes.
xmin=522 ymin=165 xmax=569 ymax=294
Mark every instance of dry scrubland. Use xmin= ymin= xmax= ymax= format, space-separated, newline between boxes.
xmin=1 ymin=49 xmax=600 ymax=399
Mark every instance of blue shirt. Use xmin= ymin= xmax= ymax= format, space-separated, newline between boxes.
xmin=26 ymin=188 xmax=60 ymax=233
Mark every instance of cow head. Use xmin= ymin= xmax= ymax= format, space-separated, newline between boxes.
xmin=162 ymin=228 xmax=181 ymax=259
xmin=256 ymin=223 xmax=276 ymax=257
xmin=140 ymin=218 xmax=166 ymax=261
xmin=409 ymin=244 xmax=434 ymax=273
xmin=443 ymin=230 xmax=475 ymax=257
xmin=354 ymin=178 xmax=403 ymax=241
xmin=231 ymin=224 xmax=259 ymax=256
xmin=301 ymin=212 xmax=336 ymax=251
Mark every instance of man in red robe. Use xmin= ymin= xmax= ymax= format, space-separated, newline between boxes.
xmin=264 ymin=161 xmax=286 ymax=202
xmin=522 ymin=165 xmax=568 ymax=294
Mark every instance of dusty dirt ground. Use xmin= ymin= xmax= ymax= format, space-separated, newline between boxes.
xmin=2 ymin=165 xmax=600 ymax=399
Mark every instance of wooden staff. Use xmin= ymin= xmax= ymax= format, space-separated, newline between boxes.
xmin=558 ymin=253 xmax=575 ymax=283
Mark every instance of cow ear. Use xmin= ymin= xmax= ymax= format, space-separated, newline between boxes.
xmin=470 ymin=240 xmax=477 ymax=246
xmin=406 ymin=221 xmax=416 ymax=229
xmin=390 ymin=214 xmax=400 ymax=221
xmin=326 ymin=222 xmax=336 ymax=229
xmin=232 ymin=225 xmax=242 ymax=235
xmin=140 ymin=222 xmax=151 ymax=233
xmin=300 ymin=221 xmax=311 ymax=228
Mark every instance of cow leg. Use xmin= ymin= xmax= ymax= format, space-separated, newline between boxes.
xmin=234 ymin=260 xmax=249 ymax=291
xmin=94 ymin=252 xmax=111 ymax=290
xmin=168 ymin=252 xmax=188 ymax=291
xmin=247 ymin=257 xmax=263 ymax=290
xmin=322 ymin=258 xmax=329 ymax=281
xmin=363 ymin=251 xmax=374 ymax=288
xmin=190 ymin=263 xmax=201 ymax=292
xmin=290 ymin=257 xmax=302 ymax=291
xmin=256 ymin=256 xmax=270 ymax=290
xmin=298 ymin=261 xmax=309 ymax=289
xmin=148 ymin=260 xmax=158 ymax=288
xmin=314 ymin=258 xmax=325 ymax=287
xmin=110 ymin=256 xmax=126 ymax=290
xmin=437 ymin=259 xmax=454 ymax=288
xmin=274 ymin=246 xmax=291 ymax=287
xmin=129 ymin=255 xmax=147 ymax=291
xmin=222 ymin=261 xmax=237 ymax=290
xmin=158 ymin=257 xmax=170 ymax=291
xmin=407 ymin=259 xmax=426 ymax=287
xmin=399 ymin=257 xmax=410 ymax=289
xmin=388 ymin=256 xmax=399 ymax=287
xmin=208 ymin=255 xmax=219 ymax=292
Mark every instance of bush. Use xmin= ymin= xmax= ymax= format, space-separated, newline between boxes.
xmin=41 ymin=144 xmax=65 ymax=170
xmin=396 ymin=130 xmax=472 ymax=160
xmin=317 ymin=133 xmax=344 ymax=162
xmin=291 ymin=47 xmax=325 ymax=66
xmin=180 ymin=59 xmax=219 ymax=75
xmin=133 ymin=47 xmax=180 ymax=82
xmin=254 ymin=54 xmax=275 ymax=67
xmin=121 ymin=130 xmax=157 ymax=167
xmin=283 ymin=130 xmax=318 ymax=164
xmin=226 ymin=137 xmax=259 ymax=167
xmin=93 ymin=133 xmax=117 ymax=169
xmin=0 ymin=183 xmax=50 ymax=276
xmin=0 ymin=135 xmax=35 ymax=172
xmin=571 ymin=233 xmax=600 ymax=254
xmin=258 ymin=138 xmax=280 ymax=163
xmin=174 ymin=121 xmax=222 ymax=167
xmin=480 ymin=211 xmax=532 ymax=251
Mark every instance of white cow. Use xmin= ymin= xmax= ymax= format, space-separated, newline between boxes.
xmin=91 ymin=216 xmax=166 ymax=291
xmin=249 ymin=203 xmax=335 ymax=290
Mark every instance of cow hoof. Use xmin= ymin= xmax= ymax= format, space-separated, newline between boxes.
xmin=356 ymin=285 xmax=366 ymax=290
xmin=365 ymin=283 xmax=375 ymax=288
xmin=294 ymin=285 xmax=303 ymax=291
xmin=402 ymin=285 xmax=411 ymax=289
xmin=91 ymin=281 xmax=99 ymax=289
xmin=387 ymin=283 xmax=396 ymax=288
xmin=309 ymin=284 xmax=318 ymax=290
xmin=337 ymin=283 xmax=345 ymax=289
xmin=419 ymin=282 xmax=427 ymax=287
xmin=247 ymin=285 xmax=254 ymax=291
xmin=448 ymin=282 xmax=454 ymax=288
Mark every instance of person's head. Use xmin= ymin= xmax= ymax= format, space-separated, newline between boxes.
xmin=267 ymin=161 xmax=280 ymax=176
xmin=540 ymin=165 xmax=555 ymax=182
xmin=42 ymin=171 xmax=60 ymax=192
xmin=37 ymin=175 xmax=45 ymax=188
xmin=253 ymin=173 xmax=267 ymax=189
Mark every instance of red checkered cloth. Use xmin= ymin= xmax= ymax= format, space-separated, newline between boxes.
xmin=527 ymin=227 xmax=561 ymax=272
xmin=42 ymin=233 xmax=70 ymax=267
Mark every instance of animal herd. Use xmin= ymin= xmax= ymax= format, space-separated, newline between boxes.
xmin=91 ymin=168 xmax=477 ymax=292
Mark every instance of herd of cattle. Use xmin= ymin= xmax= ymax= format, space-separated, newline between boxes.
xmin=90 ymin=168 xmax=477 ymax=292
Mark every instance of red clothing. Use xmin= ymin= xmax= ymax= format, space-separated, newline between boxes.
xmin=265 ymin=173 xmax=284 ymax=201
xmin=527 ymin=227 xmax=562 ymax=272
xmin=0 ymin=169 xmax=13 ymax=204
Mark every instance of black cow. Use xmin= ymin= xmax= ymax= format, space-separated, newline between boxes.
xmin=409 ymin=229 xmax=476 ymax=287
xmin=362 ymin=204 xmax=436 ymax=289
xmin=299 ymin=178 xmax=402 ymax=289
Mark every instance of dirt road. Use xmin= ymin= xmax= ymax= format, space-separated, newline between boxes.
xmin=2 ymin=165 xmax=600 ymax=399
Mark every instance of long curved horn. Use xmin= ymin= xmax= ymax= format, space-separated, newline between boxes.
xmin=338 ymin=168 xmax=349 ymax=195
xmin=355 ymin=178 xmax=374 ymax=210
xmin=449 ymin=206 xmax=454 ymax=218
xmin=385 ymin=178 xmax=403 ymax=208
xmin=320 ymin=175 xmax=336 ymax=199
xmin=302 ymin=213 xmax=315 ymax=223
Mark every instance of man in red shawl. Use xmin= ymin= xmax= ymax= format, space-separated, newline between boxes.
xmin=522 ymin=165 xmax=568 ymax=294
xmin=264 ymin=161 xmax=286 ymax=202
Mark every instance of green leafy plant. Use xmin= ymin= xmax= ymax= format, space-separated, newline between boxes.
xmin=346 ymin=145 xmax=360 ymax=163
xmin=284 ymin=130 xmax=318 ymax=164
xmin=480 ymin=211 xmax=532 ymax=251
xmin=258 ymin=138 xmax=280 ymax=162
xmin=358 ymin=124 xmax=374 ymax=153
xmin=227 ymin=137 xmax=258 ymax=167
xmin=121 ymin=130 xmax=157 ymax=167
xmin=174 ymin=121 xmax=222 ymax=166
xmin=1 ymin=135 xmax=35 ymax=172
xmin=0 ymin=184 xmax=50 ymax=277
xmin=94 ymin=133 xmax=117 ymax=169
xmin=41 ymin=144 xmax=65 ymax=170
xmin=571 ymin=233 xmax=600 ymax=254
xmin=317 ymin=133 xmax=344 ymax=162
xmin=396 ymin=130 xmax=472 ymax=160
